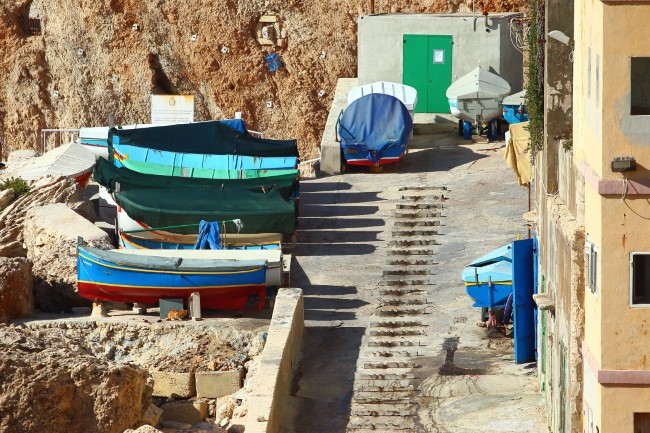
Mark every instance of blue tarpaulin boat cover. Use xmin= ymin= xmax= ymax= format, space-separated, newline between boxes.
xmin=338 ymin=93 xmax=413 ymax=153
xmin=194 ymin=220 xmax=223 ymax=250
xmin=109 ymin=120 xmax=298 ymax=157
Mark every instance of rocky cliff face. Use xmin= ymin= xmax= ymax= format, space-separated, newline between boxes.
xmin=0 ymin=324 xmax=151 ymax=433
xmin=0 ymin=0 xmax=525 ymax=160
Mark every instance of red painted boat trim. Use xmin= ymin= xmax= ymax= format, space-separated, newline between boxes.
xmin=78 ymin=281 xmax=266 ymax=310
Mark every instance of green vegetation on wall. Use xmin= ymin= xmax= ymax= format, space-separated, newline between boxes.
xmin=527 ymin=0 xmax=545 ymax=158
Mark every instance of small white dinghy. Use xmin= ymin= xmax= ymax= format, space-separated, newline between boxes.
xmin=348 ymin=81 xmax=418 ymax=115
xmin=446 ymin=66 xmax=511 ymax=135
xmin=5 ymin=142 xmax=95 ymax=186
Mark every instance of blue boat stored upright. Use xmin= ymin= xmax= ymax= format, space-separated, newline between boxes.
xmin=461 ymin=243 xmax=513 ymax=308
xmin=338 ymin=93 xmax=413 ymax=168
xmin=502 ymin=90 xmax=529 ymax=125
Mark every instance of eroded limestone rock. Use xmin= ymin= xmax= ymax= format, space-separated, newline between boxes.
xmin=23 ymin=203 xmax=112 ymax=312
xmin=0 ymin=325 xmax=151 ymax=433
xmin=0 ymin=257 xmax=33 ymax=322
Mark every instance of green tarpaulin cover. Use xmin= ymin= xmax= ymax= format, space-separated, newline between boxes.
xmin=108 ymin=120 xmax=298 ymax=157
xmin=94 ymin=158 xmax=298 ymax=234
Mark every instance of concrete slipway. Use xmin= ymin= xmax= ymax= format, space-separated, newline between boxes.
xmin=279 ymin=133 xmax=547 ymax=432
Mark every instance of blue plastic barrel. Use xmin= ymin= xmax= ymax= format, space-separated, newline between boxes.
xmin=264 ymin=53 xmax=283 ymax=72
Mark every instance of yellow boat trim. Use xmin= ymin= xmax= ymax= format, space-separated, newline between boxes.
xmin=464 ymin=281 xmax=512 ymax=287
xmin=79 ymin=252 xmax=264 ymax=276
xmin=78 ymin=280 xmax=264 ymax=290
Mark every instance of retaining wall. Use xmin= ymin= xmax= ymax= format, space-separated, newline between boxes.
xmin=243 ymin=288 xmax=304 ymax=433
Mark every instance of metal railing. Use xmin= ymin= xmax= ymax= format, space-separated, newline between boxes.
xmin=299 ymin=157 xmax=320 ymax=178
xmin=40 ymin=129 xmax=80 ymax=154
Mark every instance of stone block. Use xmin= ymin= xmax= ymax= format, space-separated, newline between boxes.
xmin=0 ymin=257 xmax=33 ymax=322
xmin=151 ymin=371 xmax=196 ymax=398
xmin=195 ymin=370 xmax=242 ymax=398
xmin=140 ymin=403 xmax=163 ymax=427
xmin=161 ymin=400 xmax=208 ymax=425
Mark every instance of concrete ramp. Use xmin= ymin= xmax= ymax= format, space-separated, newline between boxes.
xmin=319 ymin=78 xmax=357 ymax=175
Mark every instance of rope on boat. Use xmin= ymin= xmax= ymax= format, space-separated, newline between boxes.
xmin=122 ymin=219 xmax=243 ymax=234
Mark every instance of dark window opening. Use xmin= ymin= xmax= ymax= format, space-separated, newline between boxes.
xmin=635 ymin=412 xmax=650 ymax=433
xmin=631 ymin=58 xmax=650 ymax=115
xmin=632 ymin=253 xmax=650 ymax=304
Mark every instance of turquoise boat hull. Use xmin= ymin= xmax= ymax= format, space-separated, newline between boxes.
xmin=461 ymin=244 xmax=513 ymax=308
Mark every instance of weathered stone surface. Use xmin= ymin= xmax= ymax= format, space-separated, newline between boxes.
xmin=0 ymin=189 xmax=14 ymax=211
xmin=23 ymin=203 xmax=112 ymax=312
xmin=0 ymin=325 xmax=152 ymax=433
xmin=122 ymin=426 xmax=163 ymax=433
xmin=0 ymin=257 xmax=33 ymax=322
xmin=215 ymin=395 xmax=237 ymax=421
xmin=160 ymin=400 xmax=208 ymax=425
xmin=196 ymin=370 xmax=242 ymax=398
xmin=139 ymin=404 xmax=163 ymax=428
xmin=151 ymin=371 xmax=196 ymax=398
xmin=0 ymin=176 xmax=84 ymax=258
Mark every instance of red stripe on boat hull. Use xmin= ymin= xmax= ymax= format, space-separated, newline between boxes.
xmin=77 ymin=281 xmax=266 ymax=310
xmin=344 ymin=148 xmax=406 ymax=167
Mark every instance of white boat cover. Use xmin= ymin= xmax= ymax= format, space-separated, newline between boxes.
xmin=445 ymin=66 xmax=511 ymax=100
xmin=502 ymin=89 xmax=527 ymax=106
xmin=348 ymin=81 xmax=418 ymax=111
xmin=6 ymin=142 xmax=95 ymax=180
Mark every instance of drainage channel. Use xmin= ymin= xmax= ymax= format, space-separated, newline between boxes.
xmin=347 ymin=186 xmax=447 ymax=433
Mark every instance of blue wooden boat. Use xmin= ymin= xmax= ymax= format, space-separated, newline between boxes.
xmin=338 ymin=93 xmax=413 ymax=167
xmin=461 ymin=243 xmax=513 ymax=308
xmin=77 ymin=243 xmax=271 ymax=310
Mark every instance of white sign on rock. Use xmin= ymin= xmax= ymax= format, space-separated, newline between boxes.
xmin=151 ymin=95 xmax=194 ymax=125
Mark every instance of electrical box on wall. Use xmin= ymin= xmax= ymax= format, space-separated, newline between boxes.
xmin=611 ymin=156 xmax=636 ymax=172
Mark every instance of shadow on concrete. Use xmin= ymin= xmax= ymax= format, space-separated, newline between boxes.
xmin=295 ymin=243 xmax=376 ymax=256
xmin=299 ymin=204 xmax=380 ymax=218
xmin=304 ymin=296 xmax=369 ymax=310
xmin=300 ymin=181 xmax=353 ymax=193
xmin=299 ymin=217 xmax=386 ymax=229
xmin=298 ymin=230 xmax=381 ymax=244
xmin=299 ymin=285 xmax=358 ymax=296
xmin=281 ymin=326 xmax=363 ymax=433
xmin=299 ymin=191 xmax=384 ymax=205
xmin=336 ymin=134 xmax=490 ymax=175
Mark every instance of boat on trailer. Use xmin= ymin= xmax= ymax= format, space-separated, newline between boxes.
xmin=77 ymin=243 xmax=274 ymax=310
xmin=446 ymin=65 xmax=511 ymax=138
xmin=338 ymin=93 xmax=414 ymax=168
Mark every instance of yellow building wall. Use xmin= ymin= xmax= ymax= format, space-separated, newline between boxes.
xmin=597 ymin=2 xmax=650 ymax=370
xmin=601 ymin=385 xmax=650 ymax=432
xmin=573 ymin=0 xmax=604 ymax=368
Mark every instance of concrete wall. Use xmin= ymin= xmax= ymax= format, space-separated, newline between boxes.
xmin=535 ymin=2 xmax=583 ymax=432
xmin=319 ymin=78 xmax=357 ymax=175
xmin=357 ymin=13 xmax=523 ymax=94
xmin=244 ymin=288 xmax=304 ymax=433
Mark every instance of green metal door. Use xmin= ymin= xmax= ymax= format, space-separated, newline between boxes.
xmin=403 ymin=34 xmax=453 ymax=113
